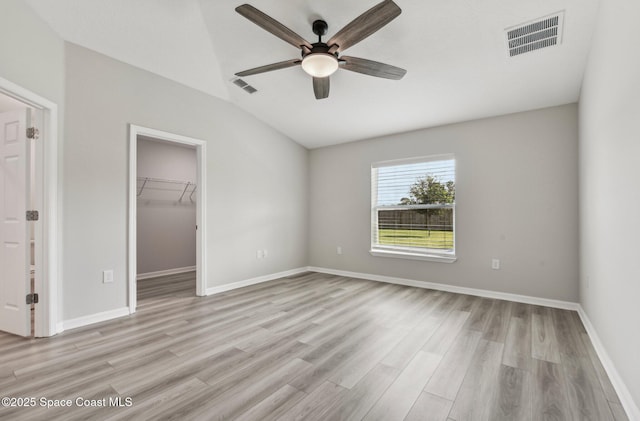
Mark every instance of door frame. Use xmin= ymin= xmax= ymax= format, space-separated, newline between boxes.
xmin=0 ymin=76 xmax=59 ymax=337
xmin=128 ymin=125 xmax=207 ymax=313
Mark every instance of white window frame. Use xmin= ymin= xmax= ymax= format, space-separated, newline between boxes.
xmin=370 ymin=154 xmax=457 ymax=263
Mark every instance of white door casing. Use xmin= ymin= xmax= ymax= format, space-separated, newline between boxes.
xmin=0 ymin=109 xmax=31 ymax=337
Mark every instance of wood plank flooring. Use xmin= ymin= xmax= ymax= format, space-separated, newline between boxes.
xmin=0 ymin=272 xmax=628 ymax=420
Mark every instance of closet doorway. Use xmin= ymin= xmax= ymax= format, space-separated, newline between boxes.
xmin=128 ymin=125 xmax=207 ymax=313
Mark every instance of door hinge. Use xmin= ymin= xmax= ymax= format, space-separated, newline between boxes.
xmin=26 ymin=210 xmax=39 ymax=221
xmin=26 ymin=127 xmax=39 ymax=140
xmin=26 ymin=293 xmax=39 ymax=305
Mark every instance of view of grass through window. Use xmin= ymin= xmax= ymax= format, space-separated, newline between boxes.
xmin=372 ymin=157 xmax=455 ymax=253
xmin=378 ymin=213 xmax=454 ymax=249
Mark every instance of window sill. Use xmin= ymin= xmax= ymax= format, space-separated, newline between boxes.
xmin=369 ymin=248 xmax=457 ymax=263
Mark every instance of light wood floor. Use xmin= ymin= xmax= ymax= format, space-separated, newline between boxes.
xmin=0 ymin=272 xmax=628 ymax=420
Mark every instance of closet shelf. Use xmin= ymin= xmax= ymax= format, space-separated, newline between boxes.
xmin=137 ymin=176 xmax=197 ymax=202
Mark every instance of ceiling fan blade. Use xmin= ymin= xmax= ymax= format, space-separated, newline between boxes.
xmin=235 ymin=59 xmax=301 ymax=77
xmin=340 ymin=56 xmax=406 ymax=80
xmin=236 ymin=4 xmax=312 ymax=50
xmin=327 ymin=0 xmax=401 ymax=53
xmin=313 ymin=77 xmax=330 ymax=100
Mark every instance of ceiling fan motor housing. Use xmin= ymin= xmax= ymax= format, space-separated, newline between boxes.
xmin=302 ymin=43 xmax=338 ymax=59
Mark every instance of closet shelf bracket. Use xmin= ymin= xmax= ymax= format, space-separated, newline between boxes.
xmin=178 ymin=182 xmax=191 ymax=202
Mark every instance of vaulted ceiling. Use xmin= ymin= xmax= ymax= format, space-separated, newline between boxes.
xmin=25 ymin=0 xmax=599 ymax=148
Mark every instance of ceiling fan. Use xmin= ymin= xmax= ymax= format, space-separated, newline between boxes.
xmin=234 ymin=0 xmax=407 ymax=100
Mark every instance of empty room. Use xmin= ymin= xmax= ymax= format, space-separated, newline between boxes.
xmin=0 ymin=0 xmax=638 ymax=420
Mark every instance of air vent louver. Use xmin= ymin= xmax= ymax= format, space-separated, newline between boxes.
xmin=232 ymin=78 xmax=248 ymax=88
xmin=230 ymin=77 xmax=258 ymax=94
xmin=506 ymin=12 xmax=564 ymax=57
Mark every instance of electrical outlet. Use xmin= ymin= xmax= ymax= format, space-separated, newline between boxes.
xmin=103 ymin=270 xmax=114 ymax=283
xmin=337 ymin=246 xmax=343 ymax=255
xmin=256 ymin=250 xmax=263 ymax=259
xmin=263 ymin=249 xmax=268 ymax=258
xmin=491 ymin=259 xmax=500 ymax=270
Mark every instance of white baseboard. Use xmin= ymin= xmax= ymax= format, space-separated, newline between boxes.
xmin=307 ymin=266 xmax=579 ymax=310
xmin=205 ymin=267 xmax=309 ymax=296
xmin=58 ymin=307 xmax=131 ymax=333
xmin=577 ymin=306 xmax=640 ymax=421
xmin=137 ymin=266 xmax=196 ymax=280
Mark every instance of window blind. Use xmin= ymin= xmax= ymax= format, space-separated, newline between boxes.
xmin=371 ymin=156 xmax=455 ymax=253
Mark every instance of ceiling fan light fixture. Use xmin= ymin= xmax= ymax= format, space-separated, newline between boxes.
xmin=301 ymin=53 xmax=339 ymax=77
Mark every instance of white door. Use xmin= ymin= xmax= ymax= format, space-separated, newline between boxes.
xmin=0 ymin=110 xmax=31 ymax=336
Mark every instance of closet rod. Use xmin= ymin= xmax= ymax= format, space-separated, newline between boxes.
xmin=136 ymin=176 xmax=195 ymax=185
xmin=137 ymin=176 xmax=197 ymax=199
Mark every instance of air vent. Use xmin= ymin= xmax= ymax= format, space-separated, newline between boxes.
xmin=230 ymin=77 xmax=258 ymax=94
xmin=506 ymin=12 xmax=564 ymax=57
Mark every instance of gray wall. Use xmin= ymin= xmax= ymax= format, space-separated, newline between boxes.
xmin=0 ymin=1 xmax=65 ymax=107
xmin=309 ymin=104 xmax=579 ymax=301
xmin=137 ymin=138 xmax=197 ymax=275
xmin=62 ymin=43 xmax=308 ymax=320
xmin=579 ymin=0 xmax=640 ymax=408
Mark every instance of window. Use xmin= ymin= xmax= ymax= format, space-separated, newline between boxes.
xmin=371 ymin=155 xmax=456 ymax=262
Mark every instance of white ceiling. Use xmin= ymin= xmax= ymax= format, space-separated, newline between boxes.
xmin=25 ymin=0 xmax=599 ymax=149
